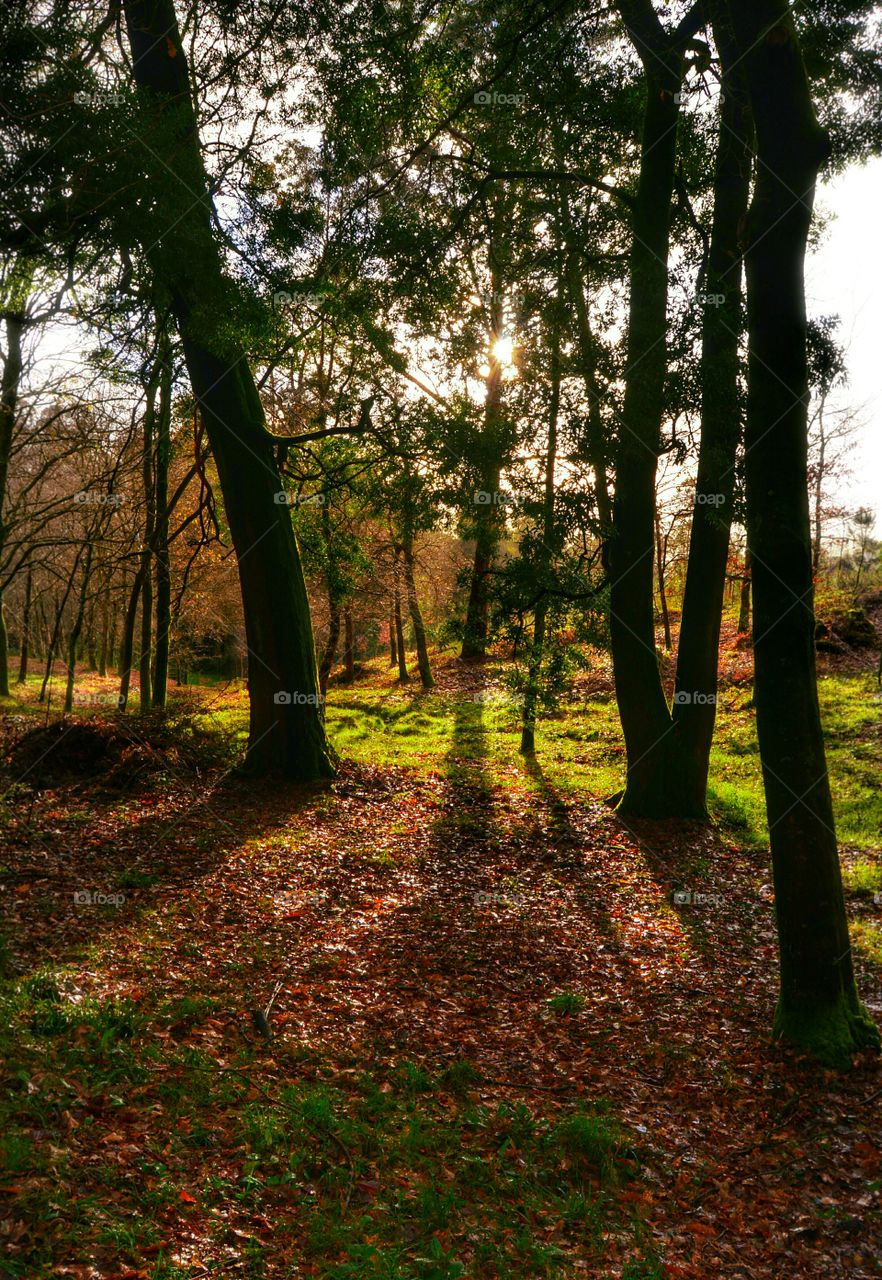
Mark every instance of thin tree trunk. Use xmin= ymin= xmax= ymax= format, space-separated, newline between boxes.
xmin=812 ymin=395 xmax=826 ymax=576
xmin=402 ymin=536 xmax=434 ymax=688
xmin=0 ymin=310 xmax=25 ymax=699
xmin=118 ymin=568 xmax=145 ymax=712
xmin=521 ymin=316 xmax=561 ymax=755
xmin=0 ymin=589 xmax=9 ymax=698
xmin=737 ymin=553 xmax=752 ymax=635
xmin=733 ymin=0 xmax=879 ymax=1065
xmin=64 ymin=544 xmax=93 ymax=714
xmin=607 ymin=3 xmax=695 ymax=816
xmin=152 ymin=351 xmax=172 ymax=707
xmin=389 ymin=613 xmax=398 ymax=667
xmin=344 ymin=607 xmax=356 ymax=681
xmin=16 ymin=566 xmax=32 ymax=683
xmin=672 ymin=5 xmax=752 ymax=811
xmin=139 ymin=361 xmax=158 ymax=712
xmin=461 ymin=244 xmax=506 ymax=661
xmin=655 ymin=513 xmax=672 ymax=651
xmin=123 ymin=0 xmax=332 ymax=778
xmin=393 ymin=557 xmax=409 ymax=683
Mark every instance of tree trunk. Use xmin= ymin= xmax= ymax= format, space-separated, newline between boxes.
xmin=139 ymin=362 xmax=157 ymax=712
xmin=402 ymin=536 xmax=434 ymax=688
xmin=393 ymin=558 xmax=409 ymax=683
xmin=318 ymin=504 xmax=341 ymax=697
xmin=737 ymin=553 xmax=752 ymax=635
xmin=319 ymin=597 xmax=341 ymax=696
xmin=64 ymin=544 xmax=93 ymax=714
xmin=461 ymin=248 xmax=505 ymax=661
xmin=118 ymin=568 xmax=144 ymax=712
xmin=389 ymin=612 xmax=398 ymax=667
xmin=343 ymin=607 xmax=356 ymax=681
xmin=521 ymin=318 xmax=561 ymax=755
xmin=607 ymin=7 xmax=694 ymax=816
xmin=811 ymin=395 xmax=826 ymax=576
xmin=0 ymin=590 xmax=9 ymax=698
xmin=152 ymin=353 xmax=172 ymax=707
xmin=16 ymin=566 xmax=32 ymax=683
xmin=733 ymin=0 xmax=879 ymax=1066
xmin=672 ymin=8 xmax=753 ymax=810
xmin=655 ymin=513 xmax=672 ymax=652
xmin=122 ymin=0 xmax=332 ymax=778
xmin=0 ymin=310 xmax=25 ymax=699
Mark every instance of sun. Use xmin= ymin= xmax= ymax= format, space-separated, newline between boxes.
xmin=492 ymin=334 xmax=516 ymax=368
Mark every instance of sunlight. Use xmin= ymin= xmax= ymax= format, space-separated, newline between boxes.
xmin=492 ymin=334 xmax=516 ymax=368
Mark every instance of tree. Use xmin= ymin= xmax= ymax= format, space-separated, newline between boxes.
xmin=732 ymin=0 xmax=879 ymax=1066
xmin=121 ymin=0 xmax=333 ymax=778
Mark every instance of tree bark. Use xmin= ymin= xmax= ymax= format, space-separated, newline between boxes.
xmin=732 ymin=0 xmax=879 ymax=1065
xmin=64 ymin=544 xmax=93 ymax=714
xmin=607 ymin=3 xmax=694 ymax=816
xmin=655 ymin=512 xmax=672 ymax=652
xmin=521 ymin=318 xmax=561 ymax=755
xmin=122 ymin=0 xmax=332 ymax=778
xmin=672 ymin=6 xmax=753 ymax=810
xmin=461 ymin=244 xmax=506 ymax=661
xmin=393 ymin=556 xmax=410 ymax=683
xmin=0 ymin=310 xmax=25 ymax=699
xmin=737 ymin=552 xmax=752 ymax=635
xmin=389 ymin=612 xmax=398 ymax=667
xmin=402 ymin=536 xmax=434 ymax=689
xmin=16 ymin=566 xmax=32 ymax=683
xmin=152 ymin=352 xmax=172 ymax=707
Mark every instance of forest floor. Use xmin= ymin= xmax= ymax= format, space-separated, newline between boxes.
xmin=1 ymin=640 xmax=882 ymax=1279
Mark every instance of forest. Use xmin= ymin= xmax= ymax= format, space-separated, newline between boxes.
xmin=1 ymin=0 xmax=882 ymax=1276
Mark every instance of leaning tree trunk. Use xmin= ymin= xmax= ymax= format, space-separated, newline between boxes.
xmin=732 ymin=0 xmax=879 ymax=1066
xmin=122 ymin=0 xmax=332 ymax=778
xmin=402 ymin=536 xmax=434 ymax=689
xmin=607 ymin=6 xmax=695 ymax=816
xmin=672 ymin=8 xmax=753 ymax=812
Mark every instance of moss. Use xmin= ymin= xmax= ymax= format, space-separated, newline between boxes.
xmin=772 ymin=993 xmax=881 ymax=1069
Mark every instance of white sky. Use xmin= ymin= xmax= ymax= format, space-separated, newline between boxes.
xmin=807 ymin=156 xmax=882 ymax=520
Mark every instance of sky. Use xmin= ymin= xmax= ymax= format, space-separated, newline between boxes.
xmin=807 ymin=156 xmax=882 ymax=521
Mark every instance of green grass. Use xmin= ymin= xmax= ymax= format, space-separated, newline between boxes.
xmin=0 ymin=968 xmax=646 ymax=1278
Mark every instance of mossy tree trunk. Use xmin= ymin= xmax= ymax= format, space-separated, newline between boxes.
xmin=732 ymin=0 xmax=879 ymax=1066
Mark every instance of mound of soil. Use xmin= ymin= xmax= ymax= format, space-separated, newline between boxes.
xmin=4 ymin=721 xmax=162 ymax=791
